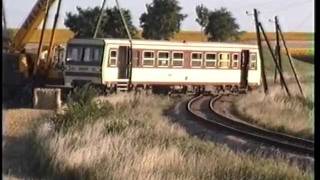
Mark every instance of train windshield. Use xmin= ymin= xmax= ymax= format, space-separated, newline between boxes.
xmin=66 ymin=45 xmax=103 ymax=64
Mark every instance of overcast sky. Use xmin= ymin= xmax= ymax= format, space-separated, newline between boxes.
xmin=3 ymin=0 xmax=314 ymax=32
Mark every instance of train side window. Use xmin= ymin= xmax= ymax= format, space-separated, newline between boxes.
xmin=158 ymin=51 xmax=169 ymax=67
xmin=143 ymin=51 xmax=155 ymax=67
xmin=109 ymin=50 xmax=117 ymax=66
xmin=83 ymin=47 xmax=91 ymax=62
xmin=218 ymin=53 xmax=230 ymax=68
xmin=232 ymin=53 xmax=239 ymax=69
xmin=93 ymin=48 xmax=102 ymax=62
xmin=250 ymin=53 xmax=257 ymax=69
xmin=172 ymin=52 xmax=184 ymax=67
xmin=205 ymin=53 xmax=217 ymax=68
xmin=191 ymin=52 xmax=202 ymax=68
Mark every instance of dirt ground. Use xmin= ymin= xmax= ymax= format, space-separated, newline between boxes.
xmin=3 ymin=108 xmax=53 ymax=137
xmin=2 ymin=108 xmax=53 ymax=179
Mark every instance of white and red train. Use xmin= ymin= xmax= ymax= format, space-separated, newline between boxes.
xmin=63 ymin=38 xmax=261 ymax=93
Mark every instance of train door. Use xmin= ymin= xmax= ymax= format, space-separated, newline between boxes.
xmin=117 ymin=46 xmax=131 ymax=79
xmin=240 ymin=50 xmax=250 ymax=89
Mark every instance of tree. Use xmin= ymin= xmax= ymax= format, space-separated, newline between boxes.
xmin=64 ymin=6 xmax=138 ymax=38
xmin=140 ymin=0 xmax=187 ymax=40
xmin=195 ymin=4 xmax=209 ymax=41
xmin=204 ymin=7 xmax=240 ymax=41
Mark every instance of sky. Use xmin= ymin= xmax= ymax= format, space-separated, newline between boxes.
xmin=3 ymin=0 xmax=314 ymax=32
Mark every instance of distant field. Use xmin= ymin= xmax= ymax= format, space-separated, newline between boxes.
xmin=288 ymin=48 xmax=314 ymax=63
xmin=7 ymin=28 xmax=314 ymax=43
xmin=172 ymin=31 xmax=314 ymax=42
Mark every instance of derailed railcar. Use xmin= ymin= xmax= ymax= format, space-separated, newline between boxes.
xmin=63 ymin=38 xmax=261 ymax=93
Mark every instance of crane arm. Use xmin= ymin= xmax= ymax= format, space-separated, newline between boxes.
xmin=12 ymin=0 xmax=57 ymax=52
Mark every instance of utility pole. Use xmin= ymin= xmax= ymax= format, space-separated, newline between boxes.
xmin=277 ymin=19 xmax=304 ymax=97
xmin=259 ymin=23 xmax=291 ymax=97
xmin=93 ymin=0 xmax=107 ymax=38
xmin=253 ymin=9 xmax=268 ymax=94
xmin=273 ymin=18 xmax=278 ymax=83
xmin=273 ymin=16 xmax=284 ymax=87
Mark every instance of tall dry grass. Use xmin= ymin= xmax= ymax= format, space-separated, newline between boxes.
xmin=232 ymin=48 xmax=314 ymax=139
xmin=25 ymin=92 xmax=312 ymax=179
xmin=232 ymin=83 xmax=314 ymax=139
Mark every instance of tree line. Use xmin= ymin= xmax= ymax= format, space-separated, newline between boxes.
xmin=65 ymin=0 xmax=241 ymax=42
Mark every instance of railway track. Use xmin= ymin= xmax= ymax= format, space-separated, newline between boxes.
xmin=187 ymin=94 xmax=314 ymax=156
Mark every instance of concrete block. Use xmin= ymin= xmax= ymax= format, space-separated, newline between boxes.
xmin=33 ymin=88 xmax=61 ymax=110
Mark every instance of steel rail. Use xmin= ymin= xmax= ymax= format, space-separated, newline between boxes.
xmin=186 ymin=95 xmax=314 ymax=156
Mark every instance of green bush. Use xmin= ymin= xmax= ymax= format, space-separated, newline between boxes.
xmin=67 ymin=83 xmax=101 ymax=106
xmin=52 ymin=83 xmax=113 ymax=132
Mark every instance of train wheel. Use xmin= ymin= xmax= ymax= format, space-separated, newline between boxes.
xmin=230 ymin=85 xmax=239 ymax=95
xmin=145 ymin=86 xmax=152 ymax=95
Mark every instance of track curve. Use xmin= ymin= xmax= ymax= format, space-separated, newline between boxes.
xmin=187 ymin=94 xmax=314 ymax=156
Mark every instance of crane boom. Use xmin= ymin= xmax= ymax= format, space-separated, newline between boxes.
xmin=12 ymin=0 xmax=57 ymax=52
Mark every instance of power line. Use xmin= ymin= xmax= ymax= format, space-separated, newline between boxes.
xmin=236 ymin=0 xmax=278 ymax=10
xmin=292 ymin=12 xmax=313 ymax=30
xmin=236 ymin=0 xmax=307 ymax=12
xmin=263 ymin=0 xmax=312 ymax=14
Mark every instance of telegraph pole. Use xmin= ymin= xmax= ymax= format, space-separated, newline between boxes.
xmin=277 ymin=19 xmax=304 ymax=97
xmin=253 ymin=9 xmax=268 ymax=94
xmin=259 ymin=23 xmax=291 ymax=97
xmin=273 ymin=16 xmax=284 ymax=87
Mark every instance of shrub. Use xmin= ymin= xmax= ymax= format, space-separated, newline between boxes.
xmin=52 ymin=83 xmax=113 ymax=132
xmin=67 ymin=83 xmax=101 ymax=106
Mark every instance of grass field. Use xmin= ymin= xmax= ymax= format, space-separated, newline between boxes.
xmin=232 ymin=48 xmax=314 ymax=139
xmin=171 ymin=31 xmax=314 ymax=42
xmin=2 ymin=90 xmax=313 ymax=179
xmin=289 ymin=48 xmax=314 ymax=63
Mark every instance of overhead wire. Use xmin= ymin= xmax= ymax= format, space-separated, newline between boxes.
xmin=93 ymin=0 xmax=107 ymax=38
xmin=236 ymin=0 xmax=278 ymax=10
xmin=246 ymin=0 xmax=313 ymax=31
xmin=292 ymin=12 xmax=313 ymax=30
xmin=263 ymin=0 xmax=312 ymax=14
xmin=115 ymin=0 xmax=132 ymax=41
xmin=2 ymin=1 xmax=8 ymax=36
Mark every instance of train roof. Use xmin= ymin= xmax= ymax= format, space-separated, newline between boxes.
xmin=67 ymin=38 xmax=258 ymax=49
xmin=101 ymin=38 xmax=258 ymax=49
